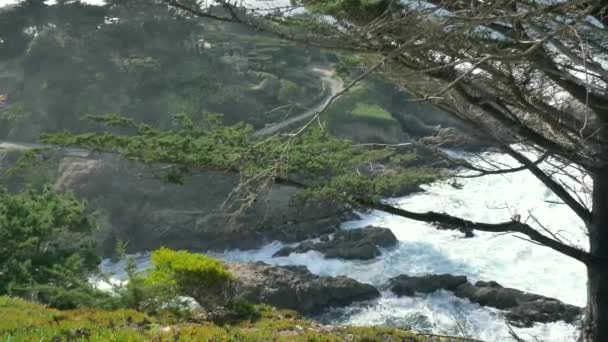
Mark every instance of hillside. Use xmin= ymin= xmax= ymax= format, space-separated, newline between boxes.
xmin=0 ymin=1 xmax=332 ymax=140
xmin=0 ymin=297 xmax=473 ymax=342
xmin=0 ymin=1 xmax=480 ymax=147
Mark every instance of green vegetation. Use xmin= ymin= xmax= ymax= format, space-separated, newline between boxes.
xmin=109 ymin=247 xmax=243 ymax=318
xmin=0 ymin=185 xmax=103 ymax=310
xmin=0 ymin=0 xmax=331 ymax=141
xmin=0 ymin=182 xmax=245 ymax=315
xmin=146 ymin=248 xmax=233 ymax=309
xmin=0 ymin=180 xmax=262 ymax=323
xmin=0 ymin=2 xmax=446 ymax=341
xmin=0 ymin=296 xmax=462 ymax=341
xmin=2 ymin=148 xmax=59 ymax=191
xmin=324 ymin=56 xmax=401 ymax=133
xmin=41 ymin=113 xmax=436 ymax=206
xmin=324 ymin=84 xmax=399 ymax=137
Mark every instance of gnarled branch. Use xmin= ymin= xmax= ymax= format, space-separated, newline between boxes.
xmin=357 ymin=198 xmax=596 ymax=265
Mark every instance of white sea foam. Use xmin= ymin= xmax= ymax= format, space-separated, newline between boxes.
xmin=100 ymin=151 xmax=587 ymax=341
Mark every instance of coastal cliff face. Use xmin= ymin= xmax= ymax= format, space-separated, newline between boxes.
xmin=0 ymin=146 xmax=345 ymax=256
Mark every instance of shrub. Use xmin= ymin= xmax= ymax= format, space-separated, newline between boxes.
xmin=145 ymin=248 xmax=233 ymax=309
xmin=208 ymin=299 xmax=260 ymax=326
xmin=226 ymin=299 xmax=260 ymax=321
xmin=0 ymin=185 xmax=103 ymax=309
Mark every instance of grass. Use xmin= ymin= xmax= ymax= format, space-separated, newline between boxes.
xmin=325 ymin=82 xmax=399 ymax=130
xmin=350 ymin=103 xmax=397 ymax=122
xmin=0 ymin=297 xmax=473 ymax=342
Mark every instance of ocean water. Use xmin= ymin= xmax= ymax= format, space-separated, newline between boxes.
xmin=100 ymin=151 xmax=588 ymax=341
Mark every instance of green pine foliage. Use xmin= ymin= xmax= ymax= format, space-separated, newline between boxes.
xmin=0 ymin=185 xmax=106 ymax=309
xmin=41 ymin=113 xmax=437 ymax=209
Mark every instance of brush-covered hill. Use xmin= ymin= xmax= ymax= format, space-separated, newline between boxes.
xmin=0 ymin=297 xmax=475 ymax=342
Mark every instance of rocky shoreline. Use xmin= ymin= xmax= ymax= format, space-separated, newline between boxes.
xmin=228 ymin=262 xmax=380 ymax=314
xmin=226 ymin=263 xmax=582 ymax=328
xmin=1 ymin=142 xmax=579 ymax=330
xmin=216 ymin=226 xmax=582 ymax=327
xmin=388 ymin=274 xmax=582 ymax=327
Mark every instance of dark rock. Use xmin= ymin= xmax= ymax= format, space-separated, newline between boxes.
xmin=272 ymin=226 xmax=398 ymax=260
xmin=0 ymin=146 xmax=349 ymax=256
xmin=273 ymin=241 xmax=319 ymax=258
xmin=505 ymin=300 xmax=583 ymax=327
xmin=454 ymin=282 xmax=478 ymax=299
xmin=228 ymin=262 xmax=380 ymax=313
xmin=389 ymin=274 xmax=583 ymax=326
xmin=324 ymin=242 xmax=380 ymax=260
xmin=466 ymin=287 xmax=531 ymax=309
xmin=389 ymin=274 xmax=468 ymax=296
xmin=462 ymin=228 xmax=474 ymax=238
xmin=475 ymin=280 xmax=502 ymax=288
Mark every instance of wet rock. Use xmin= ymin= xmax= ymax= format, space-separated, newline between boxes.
xmin=505 ymin=299 xmax=582 ymax=327
xmin=388 ymin=274 xmax=468 ymax=296
xmin=456 ymin=283 xmax=540 ymax=310
xmin=388 ymin=274 xmax=582 ymax=326
xmin=272 ymin=226 xmax=397 ymax=260
xmin=228 ymin=262 xmax=380 ymax=313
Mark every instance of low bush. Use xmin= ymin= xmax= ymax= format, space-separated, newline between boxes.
xmin=145 ymin=248 xmax=234 ymax=310
xmin=226 ymin=299 xmax=260 ymax=321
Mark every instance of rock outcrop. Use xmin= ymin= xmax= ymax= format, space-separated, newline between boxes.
xmin=388 ymin=274 xmax=582 ymax=327
xmin=228 ymin=262 xmax=379 ymax=313
xmin=389 ymin=274 xmax=468 ymax=296
xmin=0 ymin=145 xmax=347 ymax=256
xmin=273 ymin=226 xmax=398 ymax=260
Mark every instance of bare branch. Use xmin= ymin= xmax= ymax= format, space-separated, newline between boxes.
xmin=503 ymin=145 xmax=592 ymax=224
xmin=357 ymin=198 xmax=596 ymax=265
xmin=455 ymin=152 xmax=550 ymax=178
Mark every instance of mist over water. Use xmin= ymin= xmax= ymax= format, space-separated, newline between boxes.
xmin=100 ymin=151 xmax=587 ymax=341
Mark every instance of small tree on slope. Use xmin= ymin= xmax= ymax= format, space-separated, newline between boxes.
xmin=0 ymin=185 xmax=101 ymax=309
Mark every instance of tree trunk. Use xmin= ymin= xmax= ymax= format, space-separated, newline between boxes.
xmin=583 ymin=167 xmax=608 ymax=342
